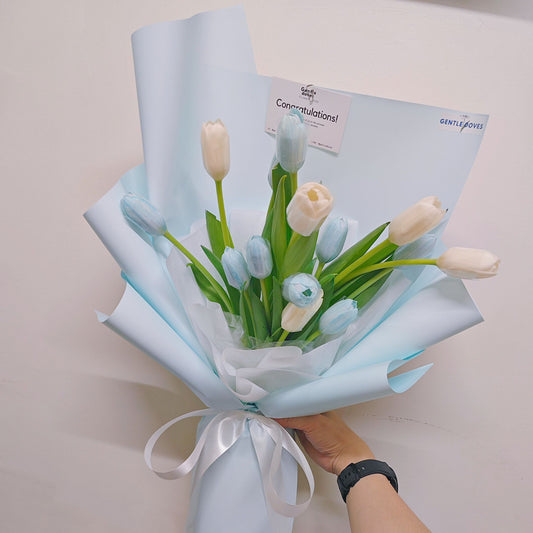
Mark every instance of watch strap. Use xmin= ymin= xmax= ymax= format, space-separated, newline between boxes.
xmin=337 ymin=459 xmax=398 ymax=502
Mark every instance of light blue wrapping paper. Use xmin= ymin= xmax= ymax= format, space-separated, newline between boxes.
xmin=85 ymin=7 xmax=487 ymax=532
xmin=186 ymin=418 xmax=297 ymax=533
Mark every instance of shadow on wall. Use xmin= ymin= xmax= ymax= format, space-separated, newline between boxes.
xmin=411 ymin=0 xmax=533 ymax=21
xmin=60 ymin=374 xmax=205 ymax=458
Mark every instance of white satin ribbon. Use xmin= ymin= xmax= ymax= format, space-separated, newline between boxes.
xmin=144 ymin=409 xmax=315 ymax=517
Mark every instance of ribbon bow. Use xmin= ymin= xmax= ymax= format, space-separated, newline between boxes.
xmin=144 ymin=408 xmax=315 ymax=517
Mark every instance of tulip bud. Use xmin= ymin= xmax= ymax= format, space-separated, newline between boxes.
xmin=245 ymin=236 xmax=273 ymax=279
xmin=201 ymin=119 xmax=230 ymax=181
xmin=316 ymin=216 xmax=348 ymax=263
xmin=286 ymin=182 xmax=334 ymax=237
xmin=120 ymin=193 xmax=167 ymax=236
xmin=281 ymin=290 xmax=324 ymax=332
xmin=436 ymin=247 xmax=500 ymax=279
xmin=388 ymin=196 xmax=446 ymax=246
xmin=276 ymin=109 xmax=307 ymax=173
xmin=221 ymin=247 xmax=250 ymax=290
xmin=319 ymin=299 xmax=358 ymax=335
xmin=282 ymin=273 xmax=321 ymax=308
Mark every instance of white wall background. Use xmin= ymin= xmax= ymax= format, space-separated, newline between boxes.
xmin=1 ymin=1 xmax=532 ymax=531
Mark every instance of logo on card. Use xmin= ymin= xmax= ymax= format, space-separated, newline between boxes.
xmin=439 ymin=113 xmax=486 ymax=135
xmin=300 ymin=84 xmax=317 ymax=103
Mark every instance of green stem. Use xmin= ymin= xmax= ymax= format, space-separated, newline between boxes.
xmin=347 ymin=268 xmax=393 ymax=300
xmin=306 ymin=330 xmax=321 ymax=343
xmin=260 ymin=278 xmax=271 ymax=326
xmin=349 ymin=258 xmax=438 ymax=279
xmin=315 ymin=261 xmax=325 ymax=279
xmin=164 ymin=231 xmax=233 ymax=312
xmin=290 ymin=172 xmax=298 ymax=196
xmin=277 ymin=329 xmax=290 ymax=346
xmin=335 ymin=239 xmax=395 ymax=285
xmin=215 ymin=180 xmax=233 ymax=248
xmin=244 ymin=290 xmax=257 ymax=339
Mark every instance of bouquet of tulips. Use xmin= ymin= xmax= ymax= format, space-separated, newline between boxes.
xmin=121 ymin=109 xmax=499 ymax=360
xmin=85 ymin=9 xmax=499 ymax=532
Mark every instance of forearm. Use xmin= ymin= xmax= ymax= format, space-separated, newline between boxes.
xmin=346 ymin=474 xmax=430 ymax=533
xmin=276 ymin=412 xmax=430 ymax=532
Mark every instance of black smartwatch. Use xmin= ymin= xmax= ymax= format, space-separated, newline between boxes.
xmin=337 ymin=459 xmax=398 ymax=502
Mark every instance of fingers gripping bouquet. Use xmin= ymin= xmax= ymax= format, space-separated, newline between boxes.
xmin=117 ymin=109 xmax=499 ymax=531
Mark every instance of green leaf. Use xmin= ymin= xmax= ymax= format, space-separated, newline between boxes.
xmin=239 ymin=291 xmax=253 ymax=348
xmin=303 ymin=258 xmax=317 ymax=275
xmin=249 ymin=290 xmax=269 ymax=342
xmin=249 ymin=277 xmax=261 ymax=298
xmin=205 ymin=211 xmax=225 ymax=259
xmin=284 ymin=170 xmax=295 ymax=203
xmin=281 ymin=231 xmax=319 ymax=279
xmin=188 ymin=264 xmax=229 ymax=312
xmin=294 ymin=274 xmax=335 ymax=341
xmin=332 ymin=271 xmax=377 ymax=303
xmin=271 ymin=175 xmax=288 ymax=275
xmin=271 ymin=277 xmax=283 ymax=335
xmin=261 ymin=209 xmax=274 ymax=240
xmin=262 ymin=164 xmax=287 ymax=236
xmin=354 ymin=271 xmax=392 ymax=309
xmin=261 ymin=276 xmax=273 ymax=306
xmin=270 ymin=327 xmax=282 ymax=341
xmin=321 ymin=222 xmax=389 ymax=279
xmin=271 ymin=163 xmax=287 ymax=195
xmin=334 ymin=248 xmax=396 ymax=292
xmin=361 ymin=244 xmax=396 ymax=267
xmin=201 ymin=246 xmax=240 ymax=311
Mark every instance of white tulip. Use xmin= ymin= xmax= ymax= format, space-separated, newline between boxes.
xmin=201 ymin=119 xmax=230 ymax=181
xmin=286 ymin=182 xmax=334 ymax=237
xmin=388 ymin=196 xmax=446 ymax=246
xmin=281 ymin=290 xmax=324 ymax=332
xmin=436 ymin=247 xmax=500 ymax=279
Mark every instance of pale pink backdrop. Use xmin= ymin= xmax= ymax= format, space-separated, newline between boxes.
xmin=1 ymin=1 xmax=532 ymax=532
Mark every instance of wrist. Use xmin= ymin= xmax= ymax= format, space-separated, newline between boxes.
xmin=333 ymin=453 xmax=375 ymax=476
xmin=337 ymin=460 xmax=399 ymax=502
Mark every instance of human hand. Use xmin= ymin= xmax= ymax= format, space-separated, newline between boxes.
xmin=275 ymin=411 xmax=375 ymax=475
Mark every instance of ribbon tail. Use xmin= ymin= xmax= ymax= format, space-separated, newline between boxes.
xmin=144 ymin=408 xmax=219 ymax=480
xmin=249 ymin=418 xmax=315 ymax=518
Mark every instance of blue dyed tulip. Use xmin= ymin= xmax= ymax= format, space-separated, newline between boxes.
xmin=393 ymin=234 xmax=438 ymax=262
xmin=316 ymin=216 xmax=348 ymax=263
xmin=268 ymin=155 xmax=278 ymax=189
xmin=319 ymin=299 xmax=358 ymax=335
xmin=221 ymin=247 xmax=250 ymax=290
xmin=282 ymin=273 xmax=321 ymax=308
xmin=120 ymin=193 xmax=167 ymax=236
xmin=276 ymin=109 xmax=307 ymax=173
xmin=245 ymin=236 xmax=273 ymax=279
